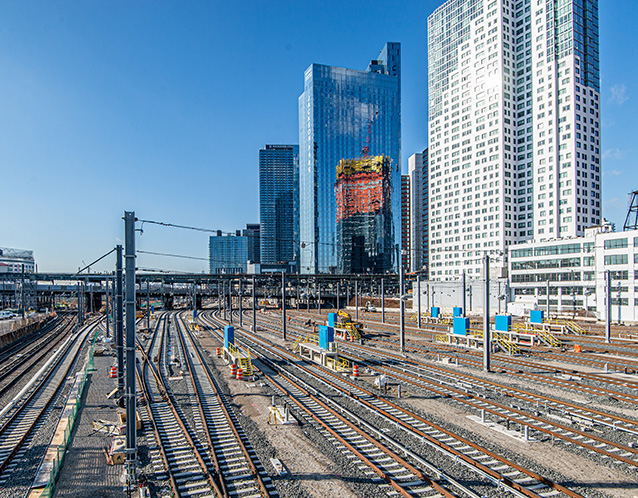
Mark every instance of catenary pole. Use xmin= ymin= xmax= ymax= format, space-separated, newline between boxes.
xmin=605 ymin=270 xmax=611 ymax=343
xmin=483 ymin=254 xmax=491 ymax=372
xmin=116 ymin=246 xmax=124 ymax=397
xmin=281 ymin=271 xmax=286 ymax=341
xmin=124 ymin=212 xmax=137 ymax=488
xmin=400 ymin=264 xmax=405 ymax=352
xmin=252 ymin=275 xmax=256 ymax=332
xmin=417 ymin=275 xmax=422 ymax=329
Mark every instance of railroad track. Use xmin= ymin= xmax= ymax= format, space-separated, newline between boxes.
xmin=0 ymin=319 xmax=99 ymax=484
xmin=139 ymin=312 xmax=274 ymax=498
xmin=261 ymin=310 xmax=638 ymax=404
xmin=202 ymin=311 xmax=587 ymax=498
xmin=338 ymin=347 xmax=638 ymax=470
xmin=347 ymin=342 xmax=638 ymax=436
xmin=0 ymin=316 xmax=75 ymax=402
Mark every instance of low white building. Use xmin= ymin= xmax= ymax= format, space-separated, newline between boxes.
xmin=0 ymin=248 xmax=35 ymax=273
xmin=508 ymin=222 xmax=638 ymax=322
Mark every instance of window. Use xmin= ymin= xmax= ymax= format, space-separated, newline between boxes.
xmin=604 ymin=254 xmax=628 ymax=265
xmin=604 ymin=238 xmax=628 ymax=249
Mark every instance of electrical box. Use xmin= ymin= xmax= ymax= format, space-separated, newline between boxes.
xmin=530 ymin=310 xmax=544 ymax=324
xmin=453 ymin=317 xmax=469 ymax=335
xmin=495 ymin=315 xmax=511 ymax=332
xmin=224 ymin=325 xmax=234 ymax=349
xmin=319 ymin=325 xmax=334 ymax=350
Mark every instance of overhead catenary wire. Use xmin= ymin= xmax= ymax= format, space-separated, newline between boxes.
xmin=72 ymin=248 xmax=116 ymax=277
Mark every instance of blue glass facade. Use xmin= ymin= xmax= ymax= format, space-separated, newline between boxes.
xmin=299 ymin=42 xmax=401 ymax=274
xmin=209 ymin=234 xmax=248 ymax=274
xmin=259 ymin=145 xmax=299 ymax=269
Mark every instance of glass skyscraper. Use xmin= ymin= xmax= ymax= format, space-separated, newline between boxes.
xmin=209 ymin=232 xmax=248 ymax=274
xmin=299 ymin=43 xmax=401 ymax=274
xmin=259 ymin=145 xmax=299 ymax=269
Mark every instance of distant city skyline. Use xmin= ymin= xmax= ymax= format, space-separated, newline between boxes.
xmin=0 ymin=1 xmax=635 ymax=272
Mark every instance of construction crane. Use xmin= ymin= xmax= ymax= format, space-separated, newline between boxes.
xmin=623 ymin=190 xmax=638 ymax=231
xmin=361 ymin=110 xmax=379 ymax=157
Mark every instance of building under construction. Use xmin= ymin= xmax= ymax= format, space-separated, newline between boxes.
xmin=334 ymin=155 xmax=394 ymax=274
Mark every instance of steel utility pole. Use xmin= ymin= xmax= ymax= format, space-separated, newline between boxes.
xmin=605 ymin=270 xmax=611 ymax=343
xmin=124 ymin=211 xmax=137 ymax=488
xmin=462 ymin=271 xmax=466 ymax=316
xmin=228 ymin=281 xmax=233 ymax=324
xmin=146 ymin=281 xmax=150 ymax=330
xmin=20 ymin=264 xmax=25 ymax=318
xmin=336 ymin=281 xmax=340 ymax=310
xmin=281 ymin=272 xmax=286 ymax=341
xmin=546 ymin=280 xmax=550 ymax=318
xmin=483 ymin=254 xmax=491 ymax=372
xmin=381 ymin=278 xmax=385 ymax=323
xmin=239 ymin=278 xmax=243 ymax=328
xmin=399 ymin=264 xmax=405 ymax=352
xmin=306 ymin=280 xmax=310 ymax=312
xmin=116 ymin=246 xmax=124 ymax=397
xmin=355 ymin=280 xmax=359 ymax=320
xmin=105 ymin=278 xmax=110 ymax=338
xmin=617 ymin=282 xmax=622 ymax=326
xmin=417 ymin=275 xmax=422 ymax=329
xmin=318 ymin=283 xmax=321 ymax=314
xmin=252 ymin=275 xmax=257 ymax=332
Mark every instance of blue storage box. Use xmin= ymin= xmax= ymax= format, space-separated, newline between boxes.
xmin=328 ymin=313 xmax=337 ymax=327
xmin=224 ymin=325 xmax=234 ymax=349
xmin=530 ymin=310 xmax=544 ymax=324
xmin=453 ymin=307 xmax=462 ymax=317
xmin=319 ymin=325 xmax=334 ymax=349
xmin=431 ymin=307 xmax=440 ymax=318
xmin=495 ymin=315 xmax=511 ymax=332
xmin=453 ymin=317 xmax=469 ymax=335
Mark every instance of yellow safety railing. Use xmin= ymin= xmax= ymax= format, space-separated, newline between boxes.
xmin=293 ymin=334 xmax=319 ymax=352
xmin=495 ymin=332 xmax=520 ymax=355
xmin=436 ymin=334 xmax=449 ymax=344
xmin=537 ymin=328 xmax=561 ymax=347
xmin=563 ymin=320 xmax=585 ymax=335
xmin=545 ymin=318 xmax=586 ymax=335
xmin=468 ymin=328 xmax=483 ymax=339
xmin=227 ymin=343 xmax=253 ymax=375
xmin=326 ymin=356 xmax=350 ymax=372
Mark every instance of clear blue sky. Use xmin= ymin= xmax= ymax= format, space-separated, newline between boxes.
xmin=1 ymin=1 xmax=636 ymax=273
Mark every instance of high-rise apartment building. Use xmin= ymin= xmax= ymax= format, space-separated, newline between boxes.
xmin=242 ymin=223 xmax=261 ymax=264
xmin=299 ymin=43 xmax=401 ymax=274
xmin=408 ymin=149 xmax=429 ymax=274
xmin=401 ymin=175 xmax=411 ymax=269
xmin=427 ymin=0 xmax=600 ymax=280
xmin=209 ymin=231 xmax=248 ymax=274
xmin=259 ymin=145 xmax=299 ymax=269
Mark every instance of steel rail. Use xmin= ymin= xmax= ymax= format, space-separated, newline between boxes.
xmin=203 ymin=312 xmax=583 ymax=498
xmin=139 ymin=314 xmax=224 ymax=498
xmin=175 ymin=314 xmax=273 ymax=498
xmin=343 ymin=341 xmax=638 ymax=434
xmin=0 ymin=319 xmax=99 ymax=476
xmin=0 ymin=317 xmax=75 ymax=400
